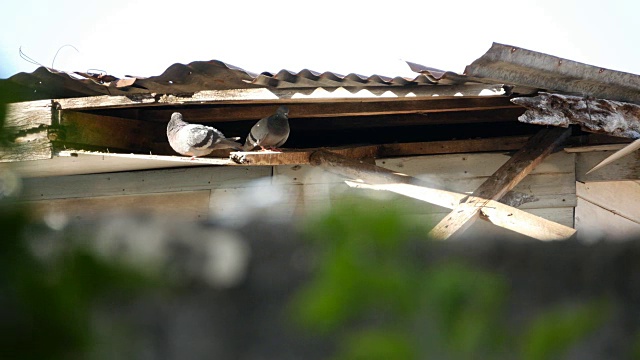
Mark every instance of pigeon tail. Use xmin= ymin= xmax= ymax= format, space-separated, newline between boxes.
xmin=215 ymin=138 xmax=244 ymax=151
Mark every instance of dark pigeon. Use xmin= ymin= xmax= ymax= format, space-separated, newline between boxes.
xmin=167 ymin=112 xmax=242 ymax=157
xmin=243 ymin=106 xmax=290 ymax=151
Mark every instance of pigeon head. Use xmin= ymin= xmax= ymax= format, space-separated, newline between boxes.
xmin=167 ymin=112 xmax=187 ymax=132
xmin=171 ymin=112 xmax=184 ymax=122
xmin=276 ymin=106 xmax=289 ymax=117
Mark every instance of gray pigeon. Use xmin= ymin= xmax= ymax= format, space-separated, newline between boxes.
xmin=243 ymin=106 xmax=290 ymax=151
xmin=167 ymin=112 xmax=242 ymax=157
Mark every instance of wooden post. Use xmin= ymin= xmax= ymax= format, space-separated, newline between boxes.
xmin=428 ymin=126 xmax=572 ymax=240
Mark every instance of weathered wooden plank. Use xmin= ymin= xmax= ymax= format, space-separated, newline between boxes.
xmin=428 ymin=127 xmax=572 ymax=240
xmin=564 ymin=144 xmax=628 ymax=153
xmin=231 ymin=146 xmax=379 ymax=166
xmin=5 ymin=99 xmax=52 ymax=131
xmin=55 ymin=85 xmax=506 ymax=110
xmin=20 ymin=166 xmax=272 ymax=201
xmin=377 ymin=136 xmax=532 ymax=157
xmin=576 ymin=151 xmax=640 ymax=181
xmin=59 ymin=111 xmax=166 ymax=152
xmin=1 ymin=100 xmax=54 ymax=162
xmin=25 ymin=190 xmax=211 ymax=222
xmin=0 ymin=129 xmax=52 ymax=162
xmin=55 ymin=94 xmax=158 ymax=110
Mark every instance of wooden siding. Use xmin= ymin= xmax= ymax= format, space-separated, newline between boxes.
xmin=20 ymin=151 xmax=577 ymax=239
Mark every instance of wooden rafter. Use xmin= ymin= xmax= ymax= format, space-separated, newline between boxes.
xmin=309 ymin=149 xmax=576 ymax=241
xmin=427 ymin=127 xmax=572 ymax=240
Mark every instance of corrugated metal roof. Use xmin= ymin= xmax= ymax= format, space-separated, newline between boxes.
xmin=465 ymin=42 xmax=640 ymax=105
xmin=0 ymin=59 xmax=477 ymax=101
xmin=3 ymin=43 xmax=638 ymax=104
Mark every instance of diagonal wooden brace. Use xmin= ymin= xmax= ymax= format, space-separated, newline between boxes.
xmin=427 ymin=126 xmax=572 ymax=240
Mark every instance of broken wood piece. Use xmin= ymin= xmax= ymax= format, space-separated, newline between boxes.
xmin=513 ymin=93 xmax=640 ymax=139
xmin=427 ymin=126 xmax=572 ymax=240
xmin=586 ymin=138 xmax=640 ymax=174
xmin=311 ymin=149 xmax=575 ymax=241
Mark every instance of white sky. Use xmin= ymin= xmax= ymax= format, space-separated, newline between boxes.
xmin=1 ymin=0 xmax=638 ymax=80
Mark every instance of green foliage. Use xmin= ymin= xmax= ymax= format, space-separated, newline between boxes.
xmin=521 ymin=300 xmax=611 ymax=360
xmin=292 ymin=196 xmax=511 ymax=359
xmin=336 ymin=329 xmax=416 ymax=360
xmin=293 ymin=195 xmax=614 ymax=360
xmin=631 ymin=330 xmax=640 ymax=359
xmin=420 ymin=262 xmax=509 ymax=358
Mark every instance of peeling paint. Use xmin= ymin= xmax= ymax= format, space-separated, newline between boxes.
xmin=513 ymin=93 xmax=640 ymax=139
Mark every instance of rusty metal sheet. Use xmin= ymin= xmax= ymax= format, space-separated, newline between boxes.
xmin=0 ymin=58 xmax=480 ymax=101
xmin=513 ymin=93 xmax=640 ymax=139
xmin=466 ymin=43 xmax=640 ymax=105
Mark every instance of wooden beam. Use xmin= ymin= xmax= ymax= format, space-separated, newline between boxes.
xmin=427 ymin=126 xmax=572 ymax=240
xmin=309 ymin=149 xmax=575 ymax=240
xmin=564 ymin=144 xmax=628 ymax=153
xmin=1 ymin=99 xmax=54 ymax=162
xmin=54 ymin=85 xmax=506 ymax=110
xmin=5 ymin=99 xmax=53 ymax=131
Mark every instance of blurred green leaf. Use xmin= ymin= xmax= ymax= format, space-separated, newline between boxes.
xmin=521 ymin=300 xmax=610 ymax=360
xmin=337 ymin=329 xmax=416 ymax=360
